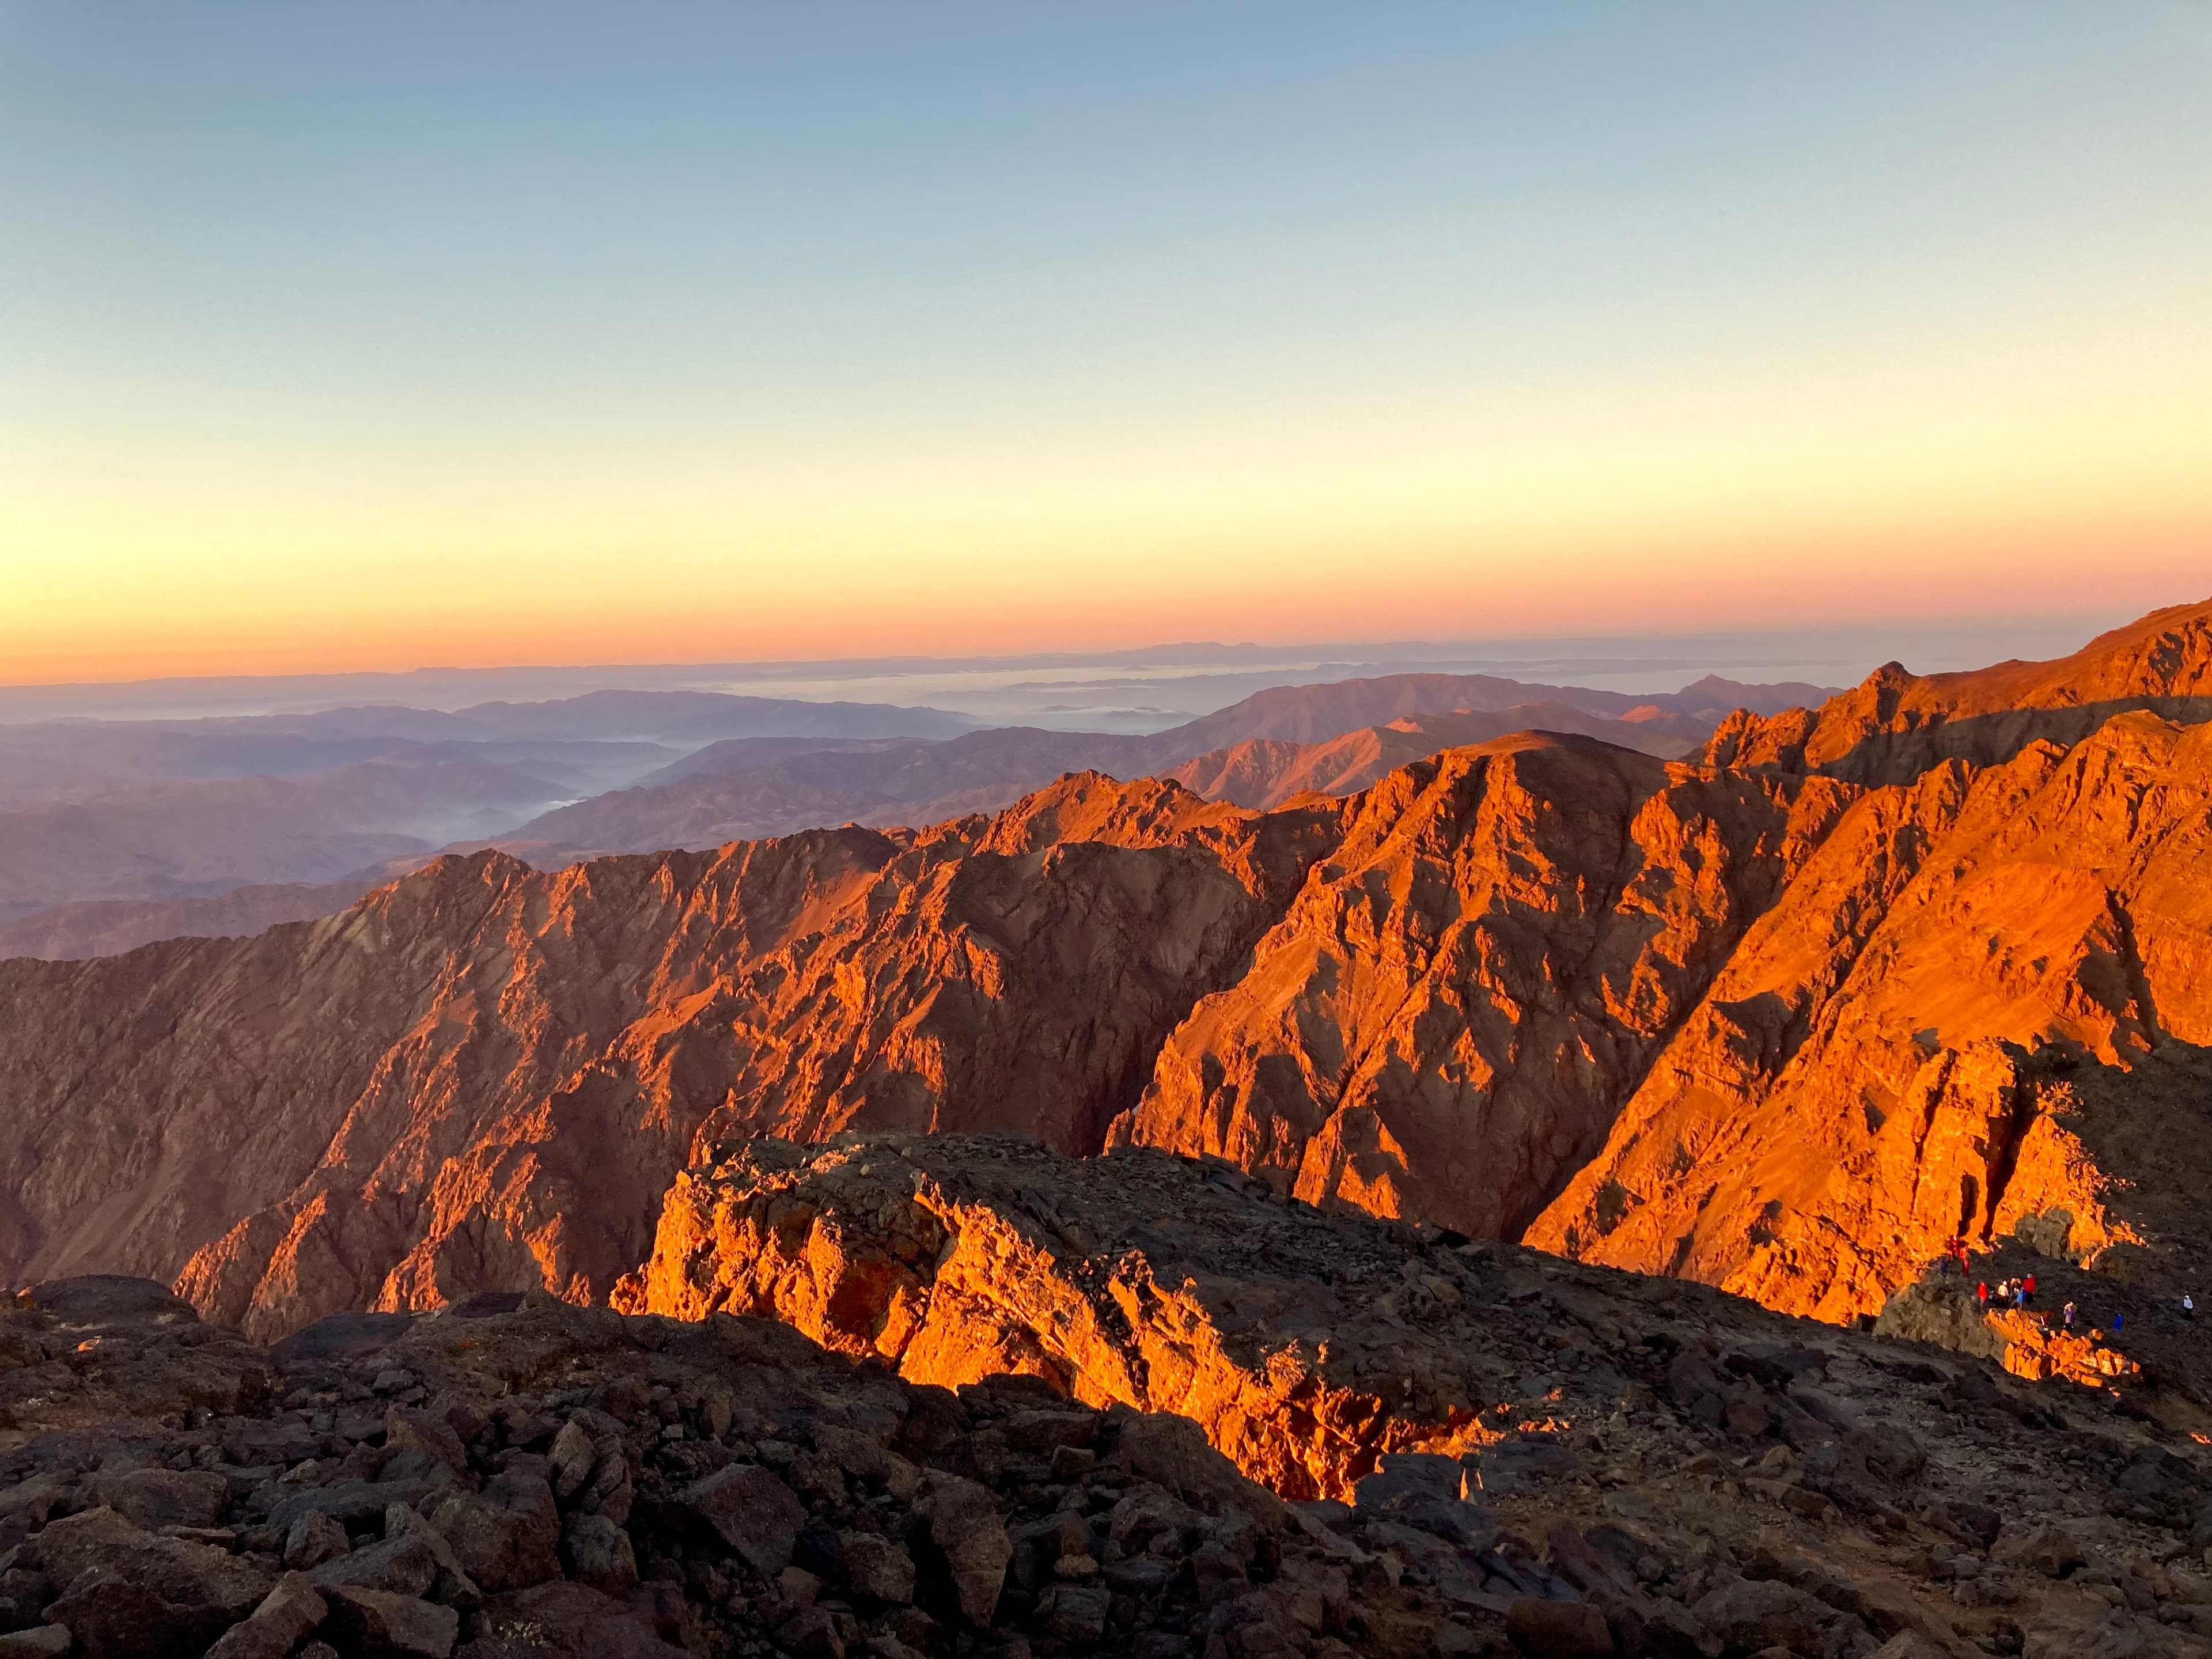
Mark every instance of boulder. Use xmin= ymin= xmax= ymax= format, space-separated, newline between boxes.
xmin=559 ymin=1514 xmax=638 ymax=1597
xmin=1504 ymin=1597 xmax=1614 ymax=1657
xmin=841 ymin=1532 xmax=918 ymax=1604
xmin=672 ymin=1464 xmax=805 ymax=1577
xmin=286 ymin=1510 xmax=354 ymax=1571
xmin=309 ymin=1531 xmax=438 ymax=1601
xmin=430 ymin=1471 xmax=559 ymax=1593
xmin=321 ymin=1586 xmax=459 ymax=1658
xmin=1352 ymin=1453 xmax=1465 ymax=1509
xmin=1039 ymin=1584 xmax=1111 ymax=1645
xmin=0 ymin=1627 xmax=71 ymax=1658
xmin=914 ymin=1474 xmax=1012 ymax=1627
xmin=775 ymin=1604 xmax=846 ymax=1659
xmin=88 ymin=1467 xmax=232 ymax=1531
xmin=476 ymin=1582 xmax=686 ymax=1657
xmin=16 ymin=1276 xmax=197 ymax=1325
xmin=1690 ymin=1577 xmax=1834 ymax=1656
xmin=204 ymin=1572 xmax=329 ymax=1659
xmin=1868 ymin=1636 xmax=1953 ymax=1659
xmin=268 ymin=1313 xmax=417 ymax=1370
xmin=548 ymin=1421 xmax=596 ymax=1500
xmin=37 ymin=1508 xmax=272 ymax=1658
xmin=1116 ymin=1413 xmax=1281 ymax=1522
xmin=268 ymin=1481 xmax=431 ymax=1535
xmin=383 ymin=1408 xmax=470 ymax=1482
xmin=1993 ymin=1522 xmax=2089 ymax=1580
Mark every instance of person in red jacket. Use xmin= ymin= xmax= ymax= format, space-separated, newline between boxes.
xmin=2024 ymin=1274 xmax=2036 ymax=1302
xmin=1976 ymin=1281 xmax=1989 ymax=1308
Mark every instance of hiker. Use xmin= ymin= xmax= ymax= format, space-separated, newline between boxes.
xmin=1977 ymin=1281 xmax=1989 ymax=1308
xmin=2063 ymin=1301 xmax=2077 ymax=1329
xmin=2023 ymin=1274 xmax=2035 ymax=1302
xmin=2013 ymin=1283 xmax=2027 ymax=1310
xmin=2185 ymin=1294 xmax=2196 ymax=1320
xmin=2112 ymin=1312 xmax=2124 ymax=1334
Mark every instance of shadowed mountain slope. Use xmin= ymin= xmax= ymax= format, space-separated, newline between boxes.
xmin=501 ymin=673 xmax=1819 ymax=863
xmin=0 ymin=873 xmax=393 ymax=962
xmin=1162 ymin=704 xmax=1707 ymax=810
xmin=0 ymin=775 xmax=1340 ymax=1341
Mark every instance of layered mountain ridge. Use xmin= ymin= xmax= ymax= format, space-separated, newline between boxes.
xmin=1 ymin=600 xmax=2209 ymax=1392
xmin=0 ymin=671 xmax=1813 ymax=959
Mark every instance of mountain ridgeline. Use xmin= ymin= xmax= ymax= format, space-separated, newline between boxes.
xmin=1 ymin=601 xmax=2209 ymax=1368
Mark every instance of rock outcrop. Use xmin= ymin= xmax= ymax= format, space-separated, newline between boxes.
xmin=1528 ymin=710 xmax=2212 ymax=1330
xmin=405 ymin=1138 xmax=2212 ymax=1656
xmin=613 ymin=1134 xmax=1509 ymax=1501
xmin=0 ymin=774 xmax=1339 ymax=1341
xmin=1112 ymin=734 xmax=1855 ymax=1240
xmin=16 ymin=1180 xmax=2212 ymax=1659
xmin=1702 ymin=600 xmax=2212 ymax=786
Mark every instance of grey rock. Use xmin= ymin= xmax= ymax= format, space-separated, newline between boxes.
xmin=382 ymin=1408 xmax=470 ymax=1483
xmin=1691 ymin=1576 xmax=1834 ymax=1655
xmin=548 ymin=1421 xmax=596 ymax=1501
xmin=204 ymin=1571 xmax=329 ymax=1659
xmin=430 ymin=1470 xmax=559 ymax=1593
xmin=267 ymin=1313 xmax=416 ymax=1370
xmin=1039 ymin=1584 xmax=1109 ymax=1645
xmin=88 ymin=1467 xmax=232 ymax=1531
xmin=559 ymin=1514 xmax=638 ymax=1597
xmin=285 ymin=1510 xmax=353 ymax=1571
xmin=321 ymin=1586 xmax=459 ymax=1658
xmin=673 ymin=1464 xmax=805 ymax=1577
xmin=38 ymin=1508 xmax=272 ymax=1658
xmin=915 ymin=1474 xmax=1011 ymax=1628
xmin=267 ymin=1481 xmax=431 ymax=1535
xmin=1503 ymin=1596 xmax=1613 ymax=1657
xmin=1351 ymin=1452 xmax=1465 ymax=1509
xmin=840 ymin=1531 xmax=917 ymax=1604
xmin=16 ymin=1276 xmax=196 ymax=1325
xmin=309 ymin=1532 xmax=438 ymax=1600
xmin=0 ymin=1626 xmax=72 ymax=1657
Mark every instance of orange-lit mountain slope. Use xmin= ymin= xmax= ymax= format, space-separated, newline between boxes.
xmin=1703 ymin=599 xmax=2212 ymax=785
xmin=1529 ymin=603 xmax=2212 ymax=1322
xmin=1110 ymin=733 xmax=1854 ymax=1237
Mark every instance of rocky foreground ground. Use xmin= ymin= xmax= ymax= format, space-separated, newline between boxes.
xmin=3 ymin=1140 xmax=2211 ymax=1659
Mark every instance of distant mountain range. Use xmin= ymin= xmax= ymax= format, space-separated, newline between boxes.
xmin=484 ymin=672 xmax=1828 ymax=864
xmin=0 ymin=688 xmax=974 ymax=937
xmin=0 ymin=669 xmax=1828 ymax=956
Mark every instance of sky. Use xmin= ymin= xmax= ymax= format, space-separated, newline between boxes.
xmin=2 ymin=2 xmax=2208 ymax=684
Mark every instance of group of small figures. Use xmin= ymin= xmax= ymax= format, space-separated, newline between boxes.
xmin=1932 ymin=1236 xmax=2199 ymax=1346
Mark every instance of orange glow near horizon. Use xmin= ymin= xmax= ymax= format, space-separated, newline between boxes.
xmin=8 ymin=356 xmax=2210 ymax=683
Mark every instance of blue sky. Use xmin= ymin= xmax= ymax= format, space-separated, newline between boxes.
xmin=3 ymin=3 xmax=2207 ymax=677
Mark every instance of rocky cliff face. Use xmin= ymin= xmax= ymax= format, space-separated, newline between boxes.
xmin=1112 ymin=735 xmax=1854 ymax=1241
xmin=1702 ymin=601 xmax=2212 ymax=785
xmin=1528 ymin=711 xmax=2212 ymax=1327
xmin=603 ymin=1134 xmax=2212 ymax=1658
xmin=0 ymin=775 xmax=1340 ymax=1342
xmin=612 ymin=1134 xmax=1504 ymax=1502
